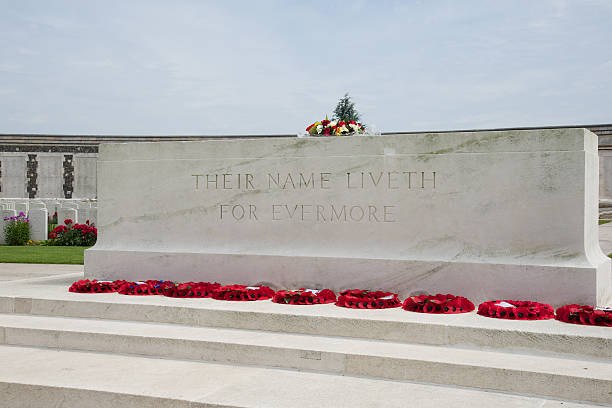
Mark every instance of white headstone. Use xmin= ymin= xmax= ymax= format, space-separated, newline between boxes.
xmin=74 ymin=156 xmax=98 ymax=199
xmin=0 ymin=156 xmax=26 ymax=198
xmin=14 ymin=202 xmax=28 ymax=216
xmin=58 ymin=207 xmax=78 ymax=226
xmin=78 ymin=207 xmax=97 ymax=226
xmin=85 ymin=129 xmax=612 ymax=307
xmin=0 ymin=209 xmax=17 ymax=245
xmin=28 ymin=208 xmax=48 ymax=241
xmin=37 ymin=155 xmax=63 ymax=198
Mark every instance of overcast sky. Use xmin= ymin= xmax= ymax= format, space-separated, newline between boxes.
xmin=1 ymin=0 xmax=611 ymax=135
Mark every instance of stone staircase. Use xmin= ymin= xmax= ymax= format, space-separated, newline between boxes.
xmin=0 ymin=274 xmax=610 ymax=407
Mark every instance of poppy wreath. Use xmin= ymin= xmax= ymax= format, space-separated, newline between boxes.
xmin=163 ymin=282 xmax=221 ymax=298
xmin=118 ymin=280 xmax=175 ymax=296
xmin=477 ymin=300 xmax=554 ymax=320
xmin=555 ymin=304 xmax=612 ymax=327
xmin=69 ymin=279 xmax=128 ymax=294
xmin=272 ymin=289 xmax=336 ymax=305
xmin=402 ymin=294 xmax=475 ymax=314
xmin=335 ymin=289 xmax=402 ymax=309
xmin=211 ymin=285 xmax=275 ymax=301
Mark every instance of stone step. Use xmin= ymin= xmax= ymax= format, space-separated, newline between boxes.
xmin=0 ymin=276 xmax=610 ymax=358
xmin=0 ymin=313 xmax=610 ymax=404
xmin=0 ymin=345 xmax=606 ymax=408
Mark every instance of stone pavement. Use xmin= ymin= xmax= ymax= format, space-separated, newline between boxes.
xmin=0 ymin=262 xmax=83 ymax=281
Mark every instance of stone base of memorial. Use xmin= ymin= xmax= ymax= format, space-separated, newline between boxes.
xmin=85 ymin=129 xmax=612 ymax=307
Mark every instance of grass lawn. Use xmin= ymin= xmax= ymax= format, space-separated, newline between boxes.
xmin=599 ymin=220 xmax=612 ymax=225
xmin=0 ymin=246 xmax=89 ymax=264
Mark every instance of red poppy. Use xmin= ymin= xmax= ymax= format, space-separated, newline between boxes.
xmin=402 ymin=294 xmax=475 ymax=314
xmin=211 ymin=284 xmax=275 ymax=301
xmin=478 ymin=300 xmax=554 ymax=320
xmin=336 ymin=289 xmax=401 ymax=309
xmin=272 ymin=289 xmax=336 ymax=305
xmin=555 ymin=304 xmax=611 ymax=327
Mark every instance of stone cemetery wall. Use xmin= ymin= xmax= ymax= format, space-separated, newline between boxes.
xmin=0 ymin=152 xmax=97 ymax=199
xmin=85 ymin=129 xmax=611 ymax=306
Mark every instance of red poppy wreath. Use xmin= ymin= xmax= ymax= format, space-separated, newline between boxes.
xmin=335 ymin=289 xmax=401 ymax=309
xmin=555 ymin=304 xmax=612 ymax=327
xmin=402 ymin=294 xmax=475 ymax=314
xmin=477 ymin=300 xmax=554 ymax=320
xmin=211 ymin=285 xmax=275 ymax=301
xmin=69 ymin=279 xmax=128 ymax=293
xmin=163 ymin=282 xmax=221 ymax=298
xmin=272 ymin=289 xmax=336 ymax=305
xmin=117 ymin=280 xmax=175 ymax=296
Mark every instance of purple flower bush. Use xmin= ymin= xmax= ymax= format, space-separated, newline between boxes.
xmin=3 ymin=212 xmax=30 ymax=245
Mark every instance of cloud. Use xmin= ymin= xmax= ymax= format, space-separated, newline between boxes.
xmin=0 ymin=0 xmax=610 ymax=135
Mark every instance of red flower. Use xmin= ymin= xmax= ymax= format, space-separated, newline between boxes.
xmin=163 ymin=281 xmax=221 ymax=298
xmin=478 ymin=300 xmax=554 ymax=320
xmin=336 ymin=289 xmax=401 ymax=309
xmin=323 ymin=127 xmax=331 ymax=135
xmin=211 ymin=284 xmax=275 ymax=301
xmin=555 ymin=304 xmax=611 ymax=327
xmin=272 ymin=289 xmax=336 ymax=305
xmin=64 ymin=219 xmax=73 ymax=225
xmin=402 ymin=294 xmax=474 ymax=314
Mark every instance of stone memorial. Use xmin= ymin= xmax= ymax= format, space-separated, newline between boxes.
xmin=85 ymin=129 xmax=612 ymax=306
xmin=77 ymin=206 xmax=97 ymax=226
xmin=28 ymin=207 xmax=48 ymax=241
xmin=14 ymin=202 xmax=28 ymax=215
xmin=0 ymin=209 xmax=16 ymax=244
xmin=58 ymin=207 xmax=77 ymax=226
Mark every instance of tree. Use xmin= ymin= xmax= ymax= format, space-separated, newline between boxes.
xmin=333 ymin=93 xmax=360 ymax=122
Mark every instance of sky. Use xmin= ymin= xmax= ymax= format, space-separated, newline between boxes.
xmin=0 ymin=0 xmax=611 ymax=135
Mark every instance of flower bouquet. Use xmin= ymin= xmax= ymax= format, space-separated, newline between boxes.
xmin=305 ymin=118 xmax=366 ymax=136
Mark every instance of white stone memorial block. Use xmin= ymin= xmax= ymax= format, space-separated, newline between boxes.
xmin=0 ymin=209 xmax=16 ymax=244
xmin=80 ymin=207 xmax=97 ymax=226
xmin=37 ymin=156 xmax=63 ymax=198
xmin=58 ymin=208 xmax=77 ymax=226
xmin=0 ymin=156 xmax=26 ymax=198
xmin=74 ymin=156 xmax=97 ymax=198
xmin=28 ymin=208 xmax=48 ymax=241
xmin=14 ymin=202 xmax=28 ymax=216
xmin=85 ymin=129 xmax=612 ymax=306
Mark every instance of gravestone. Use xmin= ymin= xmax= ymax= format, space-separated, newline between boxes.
xmin=58 ymin=208 xmax=77 ymax=226
xmin=28 ymin=208 xmax=48 ymax=241
xmin=78 ymin=207 xmax=97 ymax=226
xmin=0 ymin=209 xmax=16 ymax=245
xmin=14 ymin=202 xmax=28 ymax=216
xmin=85 ymin=129 xmax=612 ymax=306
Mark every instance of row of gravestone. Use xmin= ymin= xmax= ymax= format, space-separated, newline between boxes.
xmin=0 ymin=198 xmax=97 ymax=244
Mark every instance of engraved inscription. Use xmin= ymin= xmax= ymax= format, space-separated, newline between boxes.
xmin=191 ymin=169 xmax=437 ymax=223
